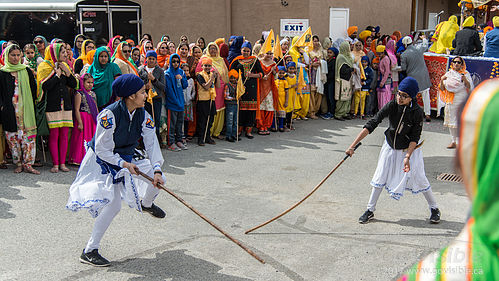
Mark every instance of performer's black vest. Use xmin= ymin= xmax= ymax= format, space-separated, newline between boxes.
xmin=89 ymin=100 xmax=145 ymax=157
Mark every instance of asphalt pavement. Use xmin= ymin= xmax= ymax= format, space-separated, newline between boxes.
xmin=0 ymin=117 xmax=470 ymax=281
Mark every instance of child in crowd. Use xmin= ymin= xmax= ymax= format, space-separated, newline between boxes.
xmin=353 ymin=56 xmax=373 ymax=119
xmin=196 ymin=57 xmax=218 ymax=146
xmin=69 ymin=73 xmax=98 ymax=165
xmin=366 ymin=57 xmax=379 ymax=117
xmin=182 ymin=63 xmax=196 ymax=143
xmin=23 ymin=44 xmax=37 ymax=75
xmin=224 ymin=70 xmax=239 ymax=142
xmin=285 ymin=62 xmax=300 ymax=130
xmin=275 ymin=66 xmax=289 ymax=132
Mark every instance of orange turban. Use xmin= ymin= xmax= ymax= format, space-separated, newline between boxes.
xmin=86 ymin=50 xmax=96 ymax=65
xmin=215 ymin=38 xmax=225 ymax=46
xmin=201 ymin=57 xmax=213 ymax=65
xmin=228 ymin=69 xmax=239 ymax=79
xmin=347 ymin=26 xmax=358 ymax=36
xmin=484 ymin=26 xmax=493 ymax=34
xmin=372 ymin=57 xmax=380 ymax=64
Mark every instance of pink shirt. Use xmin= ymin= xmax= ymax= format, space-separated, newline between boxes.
xmin=379 ymin=56 xmax=392 ymax=86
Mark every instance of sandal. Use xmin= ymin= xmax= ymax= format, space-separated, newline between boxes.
xmin=59 ymin=165 xmax=70 ymax=172
xmin=0 ymin=162 xmax=7 ymax=169
xmin=50 ymin=166 xmax=59 ymax=173
xmin=257 ymin=130 xmax=266 ymax=135
xmin=23 ymin=165 xmax=40 ymax=175
xmin=14 ymin=165 xmax=23 ymax=173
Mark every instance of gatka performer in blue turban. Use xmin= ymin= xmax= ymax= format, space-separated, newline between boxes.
xmin=345 ymin=76 xmax=441 ymax=224
xmin=66 ymin=73 xmax=167 ymax=267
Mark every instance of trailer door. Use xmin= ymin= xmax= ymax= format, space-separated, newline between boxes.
xmin=110 ymin=8 xmax=141 ymax=44
xmin=78 ymin=8 xmax=110 ymax=46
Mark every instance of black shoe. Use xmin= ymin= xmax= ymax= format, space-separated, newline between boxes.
xmin=334 ymin=117 xmax=345 ymax=121
xmin=226 ymin=137 xmax=235 ymax=142
xmin=245 ymin=134 xmax=254 ymax=139
xmin=141 ymin=203 xmax=166 ymax=218
xmin=206 ymin=138 xmax=216 ymax=145
xmin=359 ymin=210 xmax=374 ymax=224
xmin=79 ymin=249 xmax=110 ymax=267
xmin=198 ymin=138 xmax=205 ymax=146
xmin=430 ymin=208 xmax=440 ymax=224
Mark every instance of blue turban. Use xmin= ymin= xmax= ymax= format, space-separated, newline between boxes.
xmin=241 ymin=41 xmax=252 ymax=50
xmin=112 ymin=74 xmax=144 ymax=98
xmin=328 ymin=47 xmax=339 ymax=56
xmin=286 ymin=61 xmax=296 ymax=69
xmin=361 ymin=56 xmax=370 ymax=63
xmin=146 ymin=50 xmax=157 ymax=58
xmin=277 ymin=66 xmax=286 ymax=72
xmin=374 ymin=26 xmax=380 ymax=33
xmin=398 ymin=77 xmax=419 ymax=99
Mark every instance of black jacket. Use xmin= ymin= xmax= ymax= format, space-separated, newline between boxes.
xmin=0 ymin=70 xmax=37 ymax=132
xmin=364 ymin=99 xmax=423 ymax=149
xmin=42 ymin=72 xmax=77 ymax=112
xmin=452 ymin=27 xmax=482 ymax=56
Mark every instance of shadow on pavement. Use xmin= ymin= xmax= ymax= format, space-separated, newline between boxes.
xmin=373 ymin=218 xmax=465 ymax=232
xmin=108 ymin=249 xmax=251 ymax=281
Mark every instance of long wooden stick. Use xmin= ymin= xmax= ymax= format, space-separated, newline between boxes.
xmin=202 ymin=99 xmax=213 ymax=143
xmin=236 ymin=98 xmax=240 ymax=142
xmin=245 ymin=142 xmax=362 ymax=234
xmin=138 ymin=171 xmax=265 ymax=264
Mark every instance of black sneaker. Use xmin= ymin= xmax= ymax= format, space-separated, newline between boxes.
xmin=359 ymin=210 xmax=374 ymax=224
xmin=141 ymin=203 xmax=166 ymax=218
xmin=79 ymin=249 xmax=110 ymax=267
xmin=430 ymin=208 xmax=441 ymax=224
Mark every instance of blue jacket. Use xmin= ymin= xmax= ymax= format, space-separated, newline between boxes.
xmin=362 ymin=66 xmax=374 ymax=91
xmin=164 ymin=53 xmax=187 ymax=112
xmin=484 ymin=28 xmax=499 ymax=58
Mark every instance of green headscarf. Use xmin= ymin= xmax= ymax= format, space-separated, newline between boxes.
xmin=461 ymin=82 xmax=499 ymax=280
xmin=335 ymin=41 xmax=354 ymax=81
xmin=1 ymin=45 xmax=37 ymax=139
xmin=88 ymin=46 xmax=122 ymax=108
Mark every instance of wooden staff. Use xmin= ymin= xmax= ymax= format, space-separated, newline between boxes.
xmin=236 ymin=97 xmax=240 ymax=142
xmin=138 ymin=170 xmax=265 ymax=264
xmin=245 ymin=142 xmax=362 ymax=234
xmin=203 ymin=99 xmax=213 ymax=143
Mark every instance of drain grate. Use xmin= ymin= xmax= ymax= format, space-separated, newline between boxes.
xmin=437 ymin=173 xmax=463 ymax=183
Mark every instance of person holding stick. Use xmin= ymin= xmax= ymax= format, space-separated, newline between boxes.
xmin=346 ymin=77 xmax=441 ymax=224
xmin=229 ymin=41 xmax=264 ymax=139
xmin=196 ymin=57 xmax=219 ymax=146
xmin=66 ymin=74 xmax=166 ymax=267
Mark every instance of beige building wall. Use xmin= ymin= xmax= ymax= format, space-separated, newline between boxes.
xmin=137 ymin=0 xmax=426 ymax=45
xmin=309 ymin=0 xmax=413 ymax=39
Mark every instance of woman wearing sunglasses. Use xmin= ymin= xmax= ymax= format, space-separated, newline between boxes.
xmin=111 ymin=42 xmax=138 ymax=76
xmin=439 ymin=56 xmax=473 ymax=149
